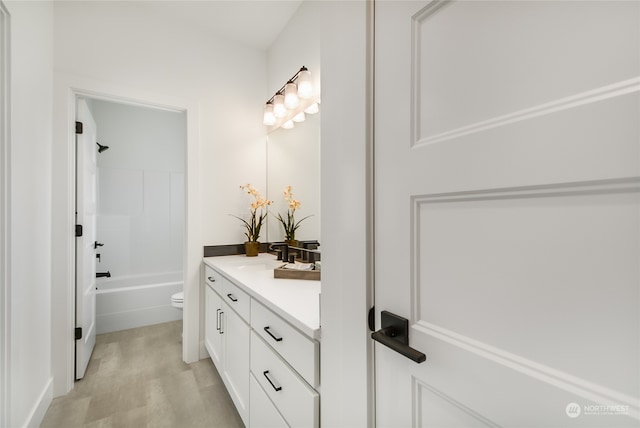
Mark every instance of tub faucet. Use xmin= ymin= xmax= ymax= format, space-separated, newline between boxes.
xmin=96 ymin=271 xmax=111 ymax=278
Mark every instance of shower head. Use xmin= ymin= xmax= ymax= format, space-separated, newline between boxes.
xmin=96 ymin=142 xmax=110 ymax=153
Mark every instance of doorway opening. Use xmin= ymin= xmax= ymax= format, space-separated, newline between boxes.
xmin=74 ymin=95 xmax=186 ymax=379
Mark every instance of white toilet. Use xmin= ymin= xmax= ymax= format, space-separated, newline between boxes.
xmin=171 ymin=291 xmax=184 ymax=309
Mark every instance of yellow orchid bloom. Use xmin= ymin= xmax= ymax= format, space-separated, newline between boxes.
xmin=234 ymin=183 xmax=272 ymax=242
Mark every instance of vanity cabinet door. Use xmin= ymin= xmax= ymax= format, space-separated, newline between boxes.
xmin=223 ymin=278 xmax=250 ymax=322
xmin=223 ymin=301 xmax=250 ymax=426
xmin=250 ymin=373 xmax=289 ymax=428
xmin=252 ymin=300 xmax=319 ymax=388
xmin=205 ymin=283 xmax=224 ymax=368
xmin=205 ymin=266 xmax=223 ymax=295
xmin=250 ymin=332 xmax=319 ymax=428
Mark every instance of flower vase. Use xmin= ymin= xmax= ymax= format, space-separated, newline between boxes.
xmin=245 ymin=241 xmax=260 ymax=257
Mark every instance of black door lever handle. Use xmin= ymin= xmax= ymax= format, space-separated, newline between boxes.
xmin=371 ymin=311 xmax=426 ymax=363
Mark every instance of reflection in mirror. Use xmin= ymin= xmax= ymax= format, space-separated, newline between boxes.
xmin=267 ymin=112 xmax=320 ymax=244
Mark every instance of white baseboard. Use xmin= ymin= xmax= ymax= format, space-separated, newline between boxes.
xmin=199 ymin=338 xmax=209 ymax=360
xmin=97 ymin=305 xmax=183 ymax=334
xmin=23 ymin=377 xmax=52 ymax=428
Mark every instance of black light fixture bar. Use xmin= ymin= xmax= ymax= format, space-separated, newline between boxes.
xmin=265 ymin=66 xmax=308 ymax=104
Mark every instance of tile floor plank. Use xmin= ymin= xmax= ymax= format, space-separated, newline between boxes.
xmin=41 ymin=320 xmax=244 ymax=428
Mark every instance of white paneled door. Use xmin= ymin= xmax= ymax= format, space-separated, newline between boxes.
xmin=373 ymin=1 xmax=639 ymax=427
xmin=75 ymin=99 xmax=97 ymax=379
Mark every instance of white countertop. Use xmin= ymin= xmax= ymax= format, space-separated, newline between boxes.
xmin=203 ymin=253 xmax=321 ymax=340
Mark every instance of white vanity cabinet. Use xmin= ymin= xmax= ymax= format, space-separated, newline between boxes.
xmin=251 ymin=301 xmax=320 ymax=428
xmin=203 ymin=255 xmax=321 ymax=428
xmin=204 ymin=278 xmax=223 ymax=367
xmin=251 ymin=300 xmax=319 ymax=388
xmin=204 ymin=266 xmax=250 ymax=425
xmin=250 ymin=374 xmax=289 ymax=428
xmin=221 ymin=280 xmax=250 ymax=423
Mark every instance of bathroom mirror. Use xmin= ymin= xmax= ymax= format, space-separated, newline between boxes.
xmin=266 ymin=111 xmax=320 ymax=243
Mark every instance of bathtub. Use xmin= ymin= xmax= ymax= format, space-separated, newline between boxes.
xmin=96 ymin=271 xmax=183 ymax=334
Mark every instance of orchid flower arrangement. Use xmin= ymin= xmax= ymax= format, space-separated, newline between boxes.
xmin=276 ymin=185 xmax=311 ymax=241
xmin=233 ymin=184 xmax=272 ymax=242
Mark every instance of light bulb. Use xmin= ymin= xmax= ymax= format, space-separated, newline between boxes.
xmin=304 ymin=102 xmax=319 ymax=114
xmin=273 ymin=94 xmax=286 ymax=118
xmin=284 ymin=82 xmax=299 ymax=109
xmin=293 ymin=111 xmax=305 ymax=122
xmin=263 ymin=103 xmax=276 ymax=126
xmin=281 ymin=120 xmax=294 ymax=129
xmin=297 ymin=69 xmax=313 ymax=99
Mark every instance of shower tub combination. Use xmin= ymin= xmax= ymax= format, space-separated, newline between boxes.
xmin=96 ymin=271 xmax=183 ymax=334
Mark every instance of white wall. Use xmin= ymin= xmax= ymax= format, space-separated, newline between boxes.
xmin=266 ymin=1 xmax=321 ymax=102
xmin=5 ymin=1 xmax=54 ymax=426
xmin=52 ymin=1 xmax=268 ymax=396
xmin=53 ymin=1 xmax=267 ymax=245
xmin=265 ymin=2 xmax=372 ymax=425
xmin=266 ymin=0 xmax=321 ymax=243
xmin=91 ymin=99 xmax=185 ymax=278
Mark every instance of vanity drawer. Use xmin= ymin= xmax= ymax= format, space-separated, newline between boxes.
xmin=223 ymin=278 xmax=251 ymax=323
xmin=205 ymin=266 xmax=224 ymax=295
xmin=251 ymin=332 xmax=318 ymax=428
xmin=250 ymin=373 xmax=289 ymax=428
xmin=251 ymin=300 xmax=319 ymax=388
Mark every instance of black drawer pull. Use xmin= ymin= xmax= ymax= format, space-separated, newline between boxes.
xmin=207 ymin=276 xmax=216 ymax=282
xmin=263 ymin=370 xmax=282 ymax=392
xmin=264 ymin=326 xmax=283 ymax=342
xmin=227 ymin=293 xmax=238 ymax=302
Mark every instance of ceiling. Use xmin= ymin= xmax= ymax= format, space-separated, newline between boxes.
xmin=138 ymin=0 xmax=304 ymax=50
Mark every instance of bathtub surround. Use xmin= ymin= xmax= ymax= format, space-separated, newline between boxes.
xmin=83 ymin=100 xmax=186 ymax=334
xmin=96 ymin=271 xmax=184 ymax=334
xmin=91 ymin=99 xmax=185 ymax=278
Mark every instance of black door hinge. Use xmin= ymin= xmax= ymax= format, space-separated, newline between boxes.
xmin=75 ymin=327 xmax=82 ymax=340
xmin=75 ymin=121 xmax=83 ymax=134
xmin=75 ymin=224 xmax=83 ymax=237
xmin=368 ymin=306 xmax=375 ymax=332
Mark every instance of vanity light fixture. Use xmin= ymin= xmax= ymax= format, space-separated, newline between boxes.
xmin=292 ymin=111 xmax=306 ymax=123
xmin=263 ymin=102 xmax=276 ymax=126
xmin=296 ymin=68 xmax=313 ymax=99
xmin=284 ymin=81 xmax=299 ymax=109
xmin=281 ymin=120 xmax=295 ymax=129
xmin=273 ymin=94 xmax=286 ymax=118
xmin=304 ymin=101 xmax=319 ymax=115
xmin=263 ymin=66 xmax=320 ymax=131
